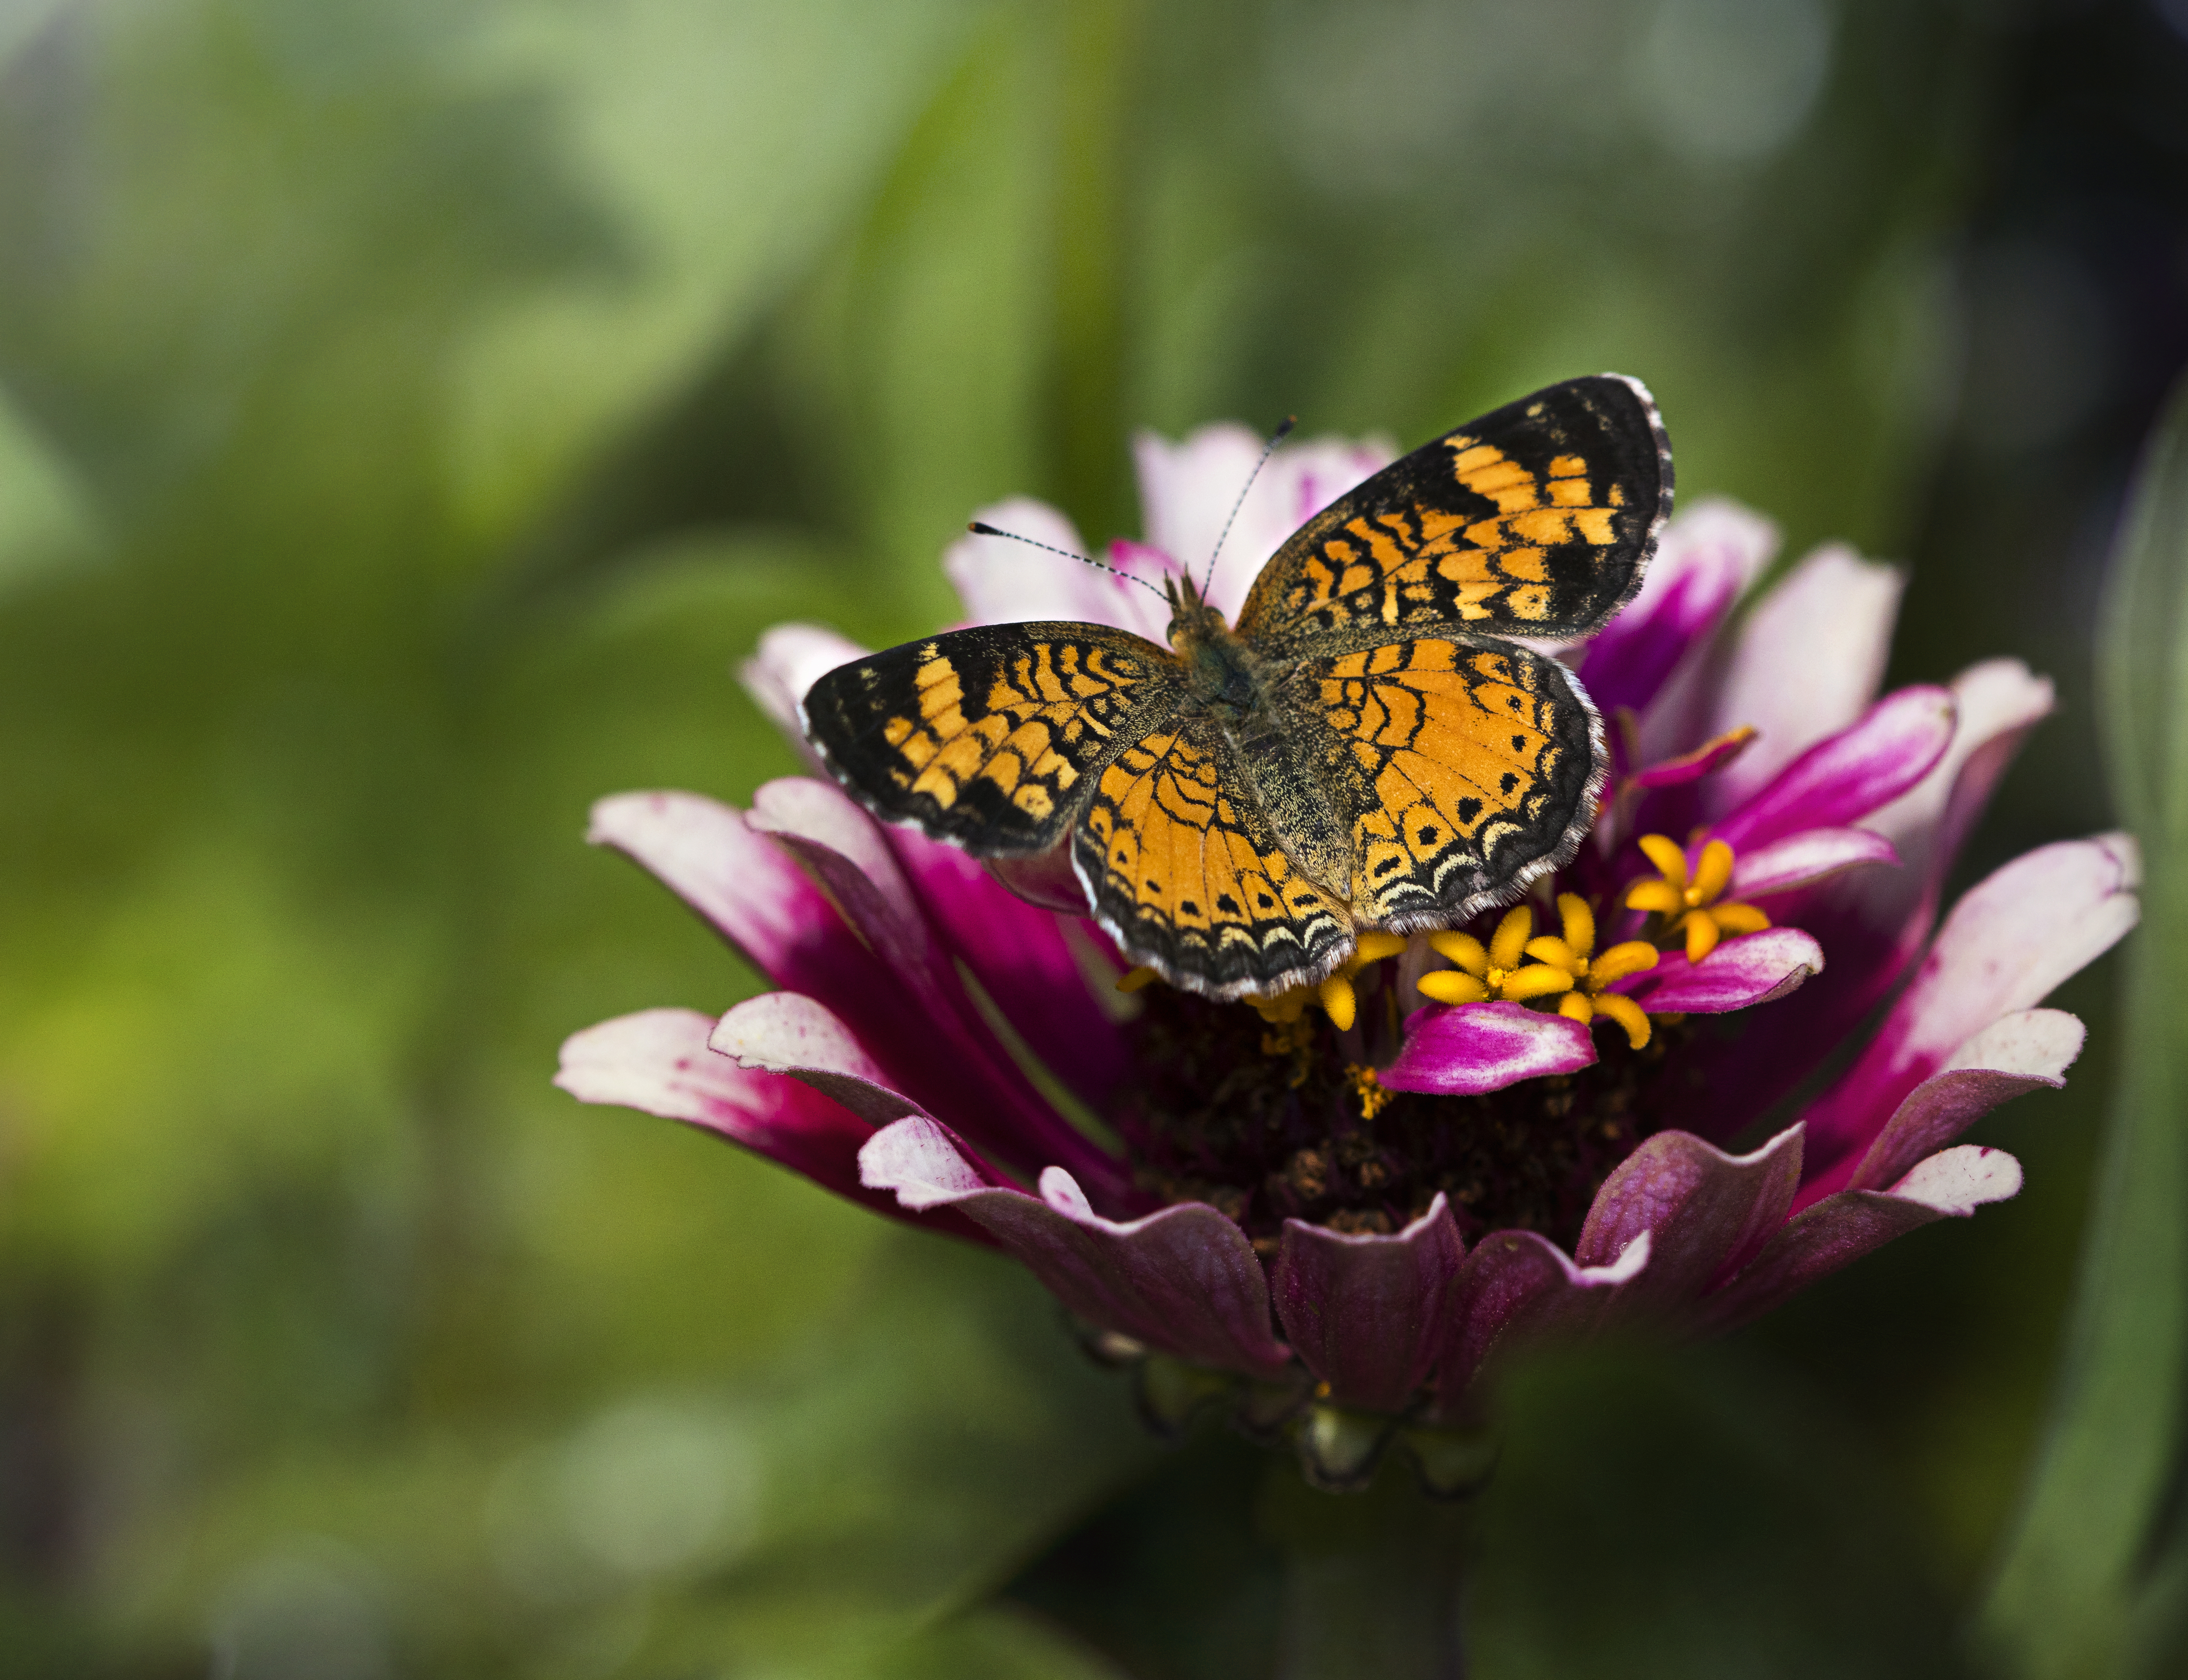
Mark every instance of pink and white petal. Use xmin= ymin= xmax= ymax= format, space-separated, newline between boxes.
xmin=1699 ymin=1147 xmax=2023 ymax=1331
xmin=1431 ymin=1229 xmax=1651 ymax=1414
xmin=1272 ymin=1196 xmax=1464 ymax=1414
xmin=1866 ymin=659 xmax=2058 ymax=877
xmin=747 ymin=777 xmax=938 ymax=978
xmin=888 ymin=829 xmax=1130 ymax=1107
xmin=1730 ymin=827 xmax=1900 ymax=898
xmin=710 ymin=992 xmax=930 ymax=1127
xmin=556 ymin=1009 xmax=990 ymax=1240
xmin=1711 ymin=685 xmax=1956 ymax=854
xmin=1797 ymin=1010 xmax=2083 ymax=1205
xmin=1701 ymin=544 xmax=1906 ymax=818
xmin=861 ymin=1117 xmax=1294 ymax=1377
xmin=743 ymin=622 xmax=870 ymax=758
xmin=1582 ymin=497 xmax=1778 ymax=722
xmin=944 ymin=496 xmax=1136 ymax=631
xmin=1614 ymin=928 xmax=1824 ymax=1013
xmin=1797 ymin=835 xmax=2138 ymax=1170
xmin=1575 ymin=1125 xmax=1804 ymax=1305
xmin=586 ymin=791 xmax=879 ymax=998
xmin=1381 ymin=1002 xmax=1597 ymax=1095
xmin=1136 ymin=424 xmax=1394 ymax=621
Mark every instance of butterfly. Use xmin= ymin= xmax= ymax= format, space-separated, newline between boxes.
xmin=801 ymin=375 xmax=1671 ymax=1001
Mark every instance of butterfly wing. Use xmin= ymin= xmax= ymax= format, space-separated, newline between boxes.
xmin=1282 ymin=638 xmax=1601 ymax=929
xmin=1075 ymin=713 xmax=1355 ymax=998
xmin=1235 ymin=374 xmax=1670 ymax=650
xmin=803 ymin=623 xmax=1183 ymax=855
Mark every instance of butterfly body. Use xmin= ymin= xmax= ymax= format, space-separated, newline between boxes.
xmin=803 ymin=375 xmax=1671 ymax=1000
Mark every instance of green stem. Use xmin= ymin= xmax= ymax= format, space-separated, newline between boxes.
xmin=1262 ymin=1463 xmax=1471 ymax=1680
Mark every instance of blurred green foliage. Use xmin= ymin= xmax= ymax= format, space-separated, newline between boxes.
xmin=0 ymin=0 xmax=2181 ymax=1676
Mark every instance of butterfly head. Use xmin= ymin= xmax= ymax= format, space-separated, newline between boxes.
xmin=1162 ymin=569 xmax=1229 ymax=653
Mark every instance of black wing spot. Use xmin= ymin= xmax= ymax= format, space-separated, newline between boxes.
xmin=1510 ymin=735 xmax=1526 ymax=751
xmin=1500 ymin=772 xmax=1518 ymax=793
xmin=1217 ymin=893 xmax=1240 ymax=914
xmin=1374 ymin=856 xmax=1405 ymax=877
xmin=1507 ymin=695 xmax=1522 ymax=710
xmin=1456 ymin=798 xmax=1482 ymax=825
xmin=1179 ymin=900 xmax=1199 ymax=916
xmin=1415 ymin=824 xmax=1440 ymax=846
xmin=1258 ymin=893 xmax=1276 ymax=909
xmin=1146 ymin=878 xmax=1162 ymax=893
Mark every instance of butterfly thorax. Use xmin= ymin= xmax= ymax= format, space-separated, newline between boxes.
xmin=1164 ymin=578 xmax=1263 ymax=720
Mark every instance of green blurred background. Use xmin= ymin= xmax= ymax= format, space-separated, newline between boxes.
xmin=1 ymin=0 xmax=2184 ymax=1675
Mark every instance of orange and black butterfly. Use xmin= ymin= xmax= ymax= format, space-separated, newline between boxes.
xmin=802 ymin=375 xmax=1672 ymax=1000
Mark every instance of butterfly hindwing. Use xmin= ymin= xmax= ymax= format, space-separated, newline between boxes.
xmin=1074 ymin=715 xmax=1354 ymax=998
xmin=801 ymin=623 xmax=1182 ymax=854
xmin=1288 ymin=638 xmax=1602 ymax=927
xmin=1237 ymin=374 xmax=1669 ymax=649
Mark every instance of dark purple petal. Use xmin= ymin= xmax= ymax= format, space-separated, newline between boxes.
xmin=1698 ymin=1147 xmax=2022 ymax=1330
xmin=1430 ymin=1229 xmax=1651 ymax=1414
xmin=1381 ymin=1001 xmax=1597 ymax=1095
xmin=1583 ymin=498 xmax=1777 ymax=721
xmin=1574 ymin=1125 xmax=1804 ymax=1304
xmin=1614 ymin=928 xmax=1823 ymax=1013
xmin=1696 ymin=543 xmax=1905 ymax=820
xmin=555 ymin=1009 xmax=992 ymax=1243
xmin=1731 ymin=827 xmax=1900 ymax=898
xmin=709 ymin=991 xmax=936 ymax=1126
xmin=888 ymin=829 xmax=1130 ymax=1109
xmin=1711 ymin=685 xmax=1955 ymax=854
xmin=1272 ymin=1197 xmax=1464 ymax=1413
xmin=861 ymin=1117 xmax=1294 ymax=1377
xmin=1796 ymin=835 xmax=2137 ymax=1179
xmin=985 ymin=835 xmax=1091 ymax=913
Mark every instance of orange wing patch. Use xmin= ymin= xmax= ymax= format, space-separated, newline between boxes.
xmin=1075 ymin=720 xmax=1354 ymax=998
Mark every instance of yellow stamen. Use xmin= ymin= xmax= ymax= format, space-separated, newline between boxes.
xmin=1594 ymin=992 xmax=1653 ymax=1049
xmin=1501 ymin=962 xmax=1575 ymax=1001
xmin=1319 ymin=970 xmax=1359 ymax=1032
xmin=1558 ymin=892 xmax=1595 ymax=957
xmin=1347 ymin=1064 xmax=1395 ymax=1119
xmin=1625 ymin=833 xmax=1770 ymax=964
xmin=1558 ymin=992 xmax=1593 ymax=1023
xmin=1417 ymin=970 xmax=1489 ymax=1005
xmin=1116 ymin=965 xmax=1161 ymax=993
xmin=1591 ymin=940 xmax=1661 ymax=983
xmin=1352 ymin=930 xmax=1409 ymax=966
xmin=1488 ymin=906 xmax=1533 ymax=972
xmin=1429 ymin=930 xmax=1489 ymax=975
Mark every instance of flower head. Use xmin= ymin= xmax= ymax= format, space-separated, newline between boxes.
xmin=558 ymin=425 xmax=2136 ymax=1493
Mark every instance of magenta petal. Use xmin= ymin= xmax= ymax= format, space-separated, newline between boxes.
xmin=1615 ymin=928 xmax=1823 ymax=1013
xmin=1574 ymin=1125 xmax=1804 ymax=1305
xmin=1628 ymin=727 xmax=1758 ymax=790
xmin=1730 ymin=827 xmax=1900 ymax=897
xmin=1797 ymin=834 xmax=2138 ymax=1173
xmin=556 ymin=1009 xmax=991 ymax=1242
xmin=1712 ymin=685 xmax=1955 ymax=854
xmin=709 ymin=992 xmax=931 ymax=1127
xmin=1431 ymin=1229 xmax=1651 ymax=1414
xmin=748 ymin=777 xmax=939 ymax=977
xmin=1796 ymin=1009 xmax=2083 ymax=1208
xmin=1381 ymin=1002 xmax=1597 ymax=1094
xmin=860 ymin=1117 xmax=1294 ymax=1377
xmin=888 ymin=830 xmax=1128 ymax=1106
xmin=1272 ymin=1196 xmax=1464 ymax=1413
xmin=1700 ymin=1146 xmax=2022 ymax=1330
xmin=1582 ymin=498 xmax=1776 ymax=721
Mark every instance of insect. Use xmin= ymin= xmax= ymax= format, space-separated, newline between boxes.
xmin=802 ymin=375 xmax=1671 ymax=1001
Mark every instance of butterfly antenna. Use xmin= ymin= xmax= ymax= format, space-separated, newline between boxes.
xmin=1201 ymin=416 xmax=1297 ymax=595
xmin=967 ymin=521 xmax=1170 ymax=603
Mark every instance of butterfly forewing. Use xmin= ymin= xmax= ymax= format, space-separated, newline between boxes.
xmin=802 ymin=623 xmax=1182 ymax=854
xmin=1236 ymin=374 xmax=1669 ymax=649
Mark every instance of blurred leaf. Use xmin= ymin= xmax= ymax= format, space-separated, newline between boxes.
xmin=1978 ymin=375 xmax=2188 ymax=1678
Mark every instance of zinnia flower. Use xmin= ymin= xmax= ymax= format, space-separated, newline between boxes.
xmin=558 ymin=423 xmax=2137 ymax=1491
